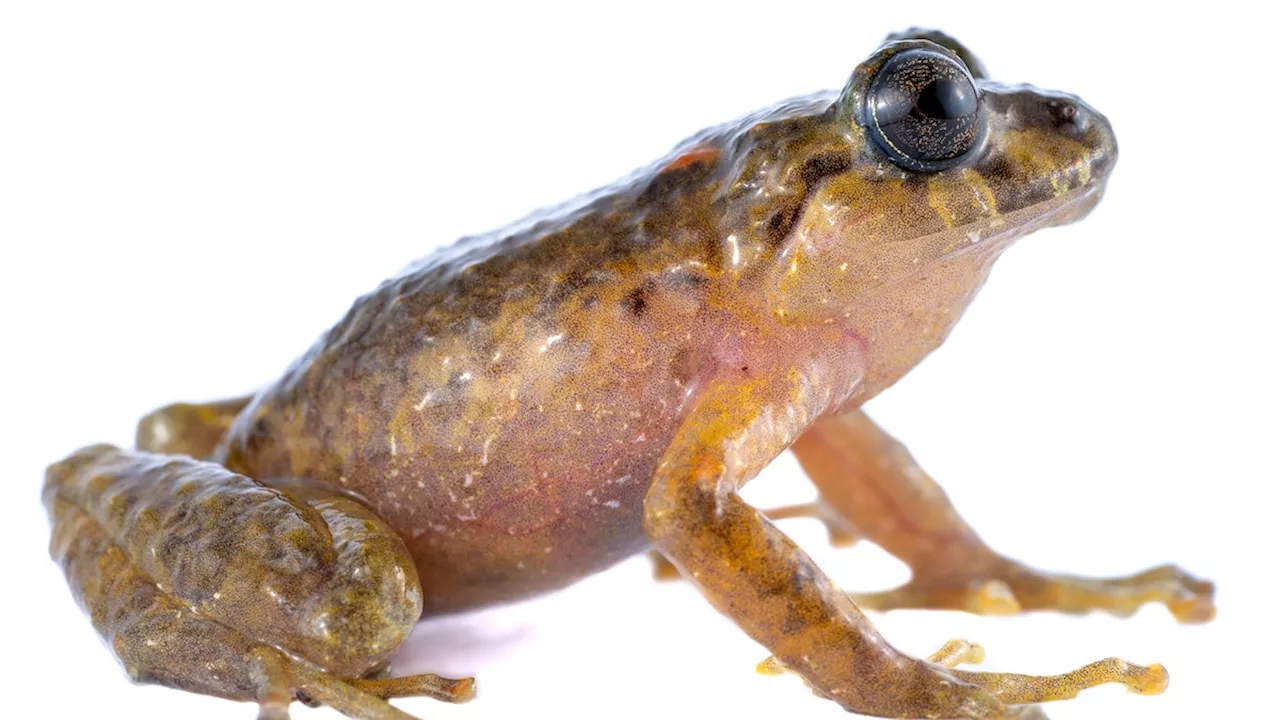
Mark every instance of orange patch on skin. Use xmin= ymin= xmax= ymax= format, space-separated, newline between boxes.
xmin=661 ymin=144 xmax=721 ymax=173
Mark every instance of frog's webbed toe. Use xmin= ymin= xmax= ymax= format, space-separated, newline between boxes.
xmin=849 ymin=561 xmax=1216 ymax=624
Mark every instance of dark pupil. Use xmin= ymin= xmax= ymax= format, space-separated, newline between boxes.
xmin=914 ymin=79 xmax=976 ymax=120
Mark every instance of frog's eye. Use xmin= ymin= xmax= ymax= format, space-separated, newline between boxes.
xmin=865 ymin=48 xmax=984 ymax=172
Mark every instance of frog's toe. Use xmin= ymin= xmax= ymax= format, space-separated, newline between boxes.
xmin=250 ymin=646 xmax=474 ymax=720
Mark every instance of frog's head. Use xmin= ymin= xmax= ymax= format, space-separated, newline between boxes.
xmin=749 ymin=30 xmax=1117 ymax=324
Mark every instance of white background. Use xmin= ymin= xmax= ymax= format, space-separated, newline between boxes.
xmin=1 ymin=2 xmax=1273 ymax=719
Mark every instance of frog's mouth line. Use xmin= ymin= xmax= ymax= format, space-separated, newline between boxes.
xmin=852 ymin=182 xmax=1107 ymax=302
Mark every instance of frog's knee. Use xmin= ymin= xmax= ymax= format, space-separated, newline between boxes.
xmin=135 ymin=395 xmax=252 ymax=457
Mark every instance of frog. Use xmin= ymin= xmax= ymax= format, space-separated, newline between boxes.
xmin=43 ymin=29 xmax=1215 ymax=720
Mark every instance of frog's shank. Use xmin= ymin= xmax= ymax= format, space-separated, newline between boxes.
xmin=43 ymin=444 xmax=468 ymax=719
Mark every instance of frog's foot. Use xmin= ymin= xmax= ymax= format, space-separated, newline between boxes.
xmin=759 ymin=638 xmax=1163 ymax=719
xmin=648 ymin=500 xmax=859 ymax=581
xmin=849 ymin=561 xmax=1216 ymax=624
xmin=251 ymin=647 xmax=474 ymax=720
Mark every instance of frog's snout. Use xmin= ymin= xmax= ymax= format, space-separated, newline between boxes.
xmin=977 ymin=84 xmax=1117 ymax=226
xmin=985 ymin=83 xmax=1118 ymax=183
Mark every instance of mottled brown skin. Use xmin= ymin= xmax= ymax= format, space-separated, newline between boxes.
xmin=45 ymin=31 xmax=1214 ymax=719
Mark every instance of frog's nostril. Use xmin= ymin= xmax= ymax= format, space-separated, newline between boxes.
xmin=1047 ymin=99 xmax=1078 ymax=125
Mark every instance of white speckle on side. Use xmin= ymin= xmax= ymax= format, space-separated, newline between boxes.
xmin=464 ymin=473 xmax=474 ymax=487
xmin=539 ymin=334 xmax=564 ymax=353
xmin=389 ymin=436 xmax=398 ymax=456
xmin=968 ymin=230 xmax=982 ymax=244
xmin=414 ymin=392 xmax=434 ymax=411
xmin=604 ymin=500 xmax=621 ymax=509
xmin=150 ymin=423 xmax=170 ymax=445
xmin=726 ymin=234 xmax=741 ymax=267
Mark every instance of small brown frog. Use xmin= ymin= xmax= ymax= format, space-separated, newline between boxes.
xmin=44 ymin=29 xmax=1214 ymax=720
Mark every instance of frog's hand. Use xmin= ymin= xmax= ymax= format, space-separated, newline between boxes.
xmin=136 ymin=394 xmax=254 ymax=459
xmin=44 ymin=444 xmax=474 ymax=720
xmin=643 ymin=378 xmax=1161 ymax=718
xmin=790 ymin=408 xmax=1216 ymax=623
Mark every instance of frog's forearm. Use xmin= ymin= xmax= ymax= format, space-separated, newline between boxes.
xmin=44 ymin=444 xmax=470 ymax=719
xmin=792 ymin=409 xmax=988 ymax=567
xmin=642 ymin=379 xmax=1007 ymax=718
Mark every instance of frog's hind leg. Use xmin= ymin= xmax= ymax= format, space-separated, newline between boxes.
xmin=44 ymin=444 xmax=474 ymax=720
xmin=789 ymin=409 xmax=1216 ymax=623
xmin=135 ymin=394 xmax=254 ymax=458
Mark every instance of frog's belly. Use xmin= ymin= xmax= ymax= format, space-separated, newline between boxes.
xmin=340 ymin=377 xmax=690 ymax=616
xmin=222 ymin=274 xmax=715 ymax=614
xmin=389 ymin=441 xmax=665 ymax=616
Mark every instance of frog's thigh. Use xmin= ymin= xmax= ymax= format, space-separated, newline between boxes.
xmin=135 ymin=394 xmax=254 ymax=458
xmin=44 ymin=445 xmax=473 ymax=720
xmin=791 ymin=409 xmax=1216 ymax=623
xmin=642 ymin=380 xmax=1166 ymax=718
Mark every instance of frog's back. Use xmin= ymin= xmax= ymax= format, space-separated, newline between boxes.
xmin=215 ymin=94 xmax=854 ymax=612
xmin=218 ymin=138 xmax=737 ymax=612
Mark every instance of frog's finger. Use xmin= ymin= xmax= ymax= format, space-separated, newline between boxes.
xmin=848 ymin=562 xmax=1216 ymax=623
xmin=952 ymin=655 xmax=1169 ymax=703
xmin=926 ymin=639 xmax=985 ymax=668
xmin=999 ymin=563 xmax=1217 ymax=624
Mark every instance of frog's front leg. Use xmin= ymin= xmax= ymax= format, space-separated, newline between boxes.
xmin=44 ymin=444 xmax=474 ymax=720
xmin=790 ymin=409 xmax=1216 ymax=623
xmin=643 ymin=379 xmax=1164 ymax=718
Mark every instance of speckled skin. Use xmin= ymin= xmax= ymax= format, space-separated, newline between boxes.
xmin=47 ymin=30 xmax=1214 ymax=720
xmin=214 ymin=45 xmax=1112 ymax=617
